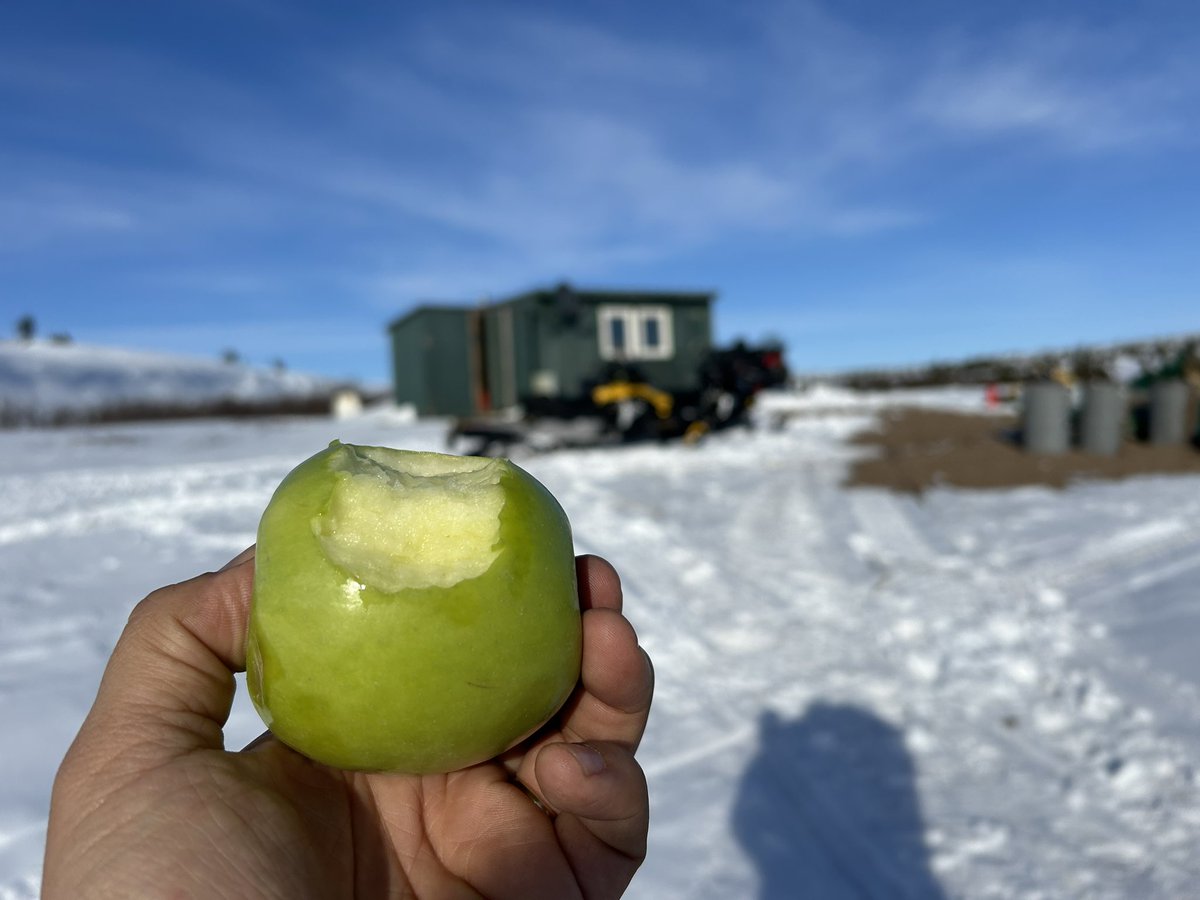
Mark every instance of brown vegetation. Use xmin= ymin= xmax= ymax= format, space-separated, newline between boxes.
xmin=0 ymin=396 xmax=337 ymax=428
xmin=846 ymin=407 xmax=1200 ymax=494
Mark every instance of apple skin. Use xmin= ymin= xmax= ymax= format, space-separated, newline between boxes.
xmin=246 ymin=442 xmax=581 ymax=774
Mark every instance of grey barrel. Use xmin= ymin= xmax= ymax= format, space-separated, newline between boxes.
xmin=1149 ymin=380 xmax=1189 ymax=445
xmin=1022 ymin=382 xmax=1071 ymax=455
xmin=1079 ymin=382 xmax=1124 ymax=456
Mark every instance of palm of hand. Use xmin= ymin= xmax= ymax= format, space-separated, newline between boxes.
xmin=44 ymin=554 xmax=651 ymax=900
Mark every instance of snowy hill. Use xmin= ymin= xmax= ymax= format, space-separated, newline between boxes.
xmin=0 ymin=340 xmax=348 ymax=425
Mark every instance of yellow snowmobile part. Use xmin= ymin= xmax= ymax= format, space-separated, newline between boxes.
xmin=592 ymin=381 xmax=674 ymax=419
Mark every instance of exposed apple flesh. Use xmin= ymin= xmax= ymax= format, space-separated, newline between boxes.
xmin=246 ymin=441 xmax=581 ymax=774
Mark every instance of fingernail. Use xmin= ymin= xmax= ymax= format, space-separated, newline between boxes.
xmin=220 ymin=546 xmax=256 ymax=571
xmin=567 ymin=743 xmax=606 ymax=776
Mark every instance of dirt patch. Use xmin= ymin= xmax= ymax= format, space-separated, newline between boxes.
xmin=846 ymin=407 xmax=1200 ymax=494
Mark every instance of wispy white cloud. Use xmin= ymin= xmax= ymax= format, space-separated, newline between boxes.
xmin=0 ymin=195 xmax=137 ymax=248
xmin=409 ymin=10 xmax=715 ymax=97
xmin=3 ymin=0 xmax=1197 ymax=317
xmin=910 ymin=22 xmax=1195 ymax=152
xmin=316 ymin=5 xmax=1198 ymax=307
xmin=821 ymin=207 xmax=927 ymax=237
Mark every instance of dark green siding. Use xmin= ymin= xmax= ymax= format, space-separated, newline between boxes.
xmin=389 ymin=307 xmax=475 ymax=417
xmin=658 ymin=300 xmax=713 ymax=389
xmin=481 ymin=304 xmax=518 ymax=409
xmin=390 ymin=287 xmax=715 ymax=417
xmin=390 ymin=318 xmax=424 ymax=409
xmin=489 ymin=289 xmax=714 ymax=401
xmin=535 ymin=299 xmax=599 ymax=399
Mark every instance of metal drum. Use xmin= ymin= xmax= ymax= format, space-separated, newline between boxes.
xmin=1022 ymin=382 xmax=1070 ymax=455
xmin=1149 ymin=380 xmax=1189 ymax=446
xmin=1079 ymin=382 xmax=1123 ymax=456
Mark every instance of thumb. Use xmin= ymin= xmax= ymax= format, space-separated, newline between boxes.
xmin=79 ymin=547 xmax=256 ymax=764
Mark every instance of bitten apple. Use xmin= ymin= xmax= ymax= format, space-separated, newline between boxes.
xmin=245 ymin=441 xmax=581 ymax=774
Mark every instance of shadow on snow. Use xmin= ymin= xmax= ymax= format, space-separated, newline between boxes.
xmin=733 ymin=704 xmax=947 ymax=900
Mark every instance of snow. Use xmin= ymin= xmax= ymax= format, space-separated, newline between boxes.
xmin=753 ymin=382 xmax=999 ymax=416
xmin=3 ymin=384 xmax=1200 ymax=898
xmin=0 ymin=340 xmax=341 ymax=423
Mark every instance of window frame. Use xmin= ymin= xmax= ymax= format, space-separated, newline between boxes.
xmin=597 ymin=304 xmax=674 ymax=361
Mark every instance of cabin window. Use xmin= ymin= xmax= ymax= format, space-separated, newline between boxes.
xmin=643 ymin=317 xmax=660 ymax=349
xmin=609 ymin=317 xmax=626 ymax=353
xmin=598 ymin=305 xmax=674 ymax=361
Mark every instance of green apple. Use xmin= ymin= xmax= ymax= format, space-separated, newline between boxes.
xmin=246 ymin=441 xmax=581 ymax=774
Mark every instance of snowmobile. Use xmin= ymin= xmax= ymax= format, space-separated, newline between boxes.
xmin=449 ymin=342 xmax=788 ymax=456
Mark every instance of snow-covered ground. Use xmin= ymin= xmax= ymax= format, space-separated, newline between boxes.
xmin=3 ymin=389 xmax=1200 ymax=898
xmin=753 ymin=382 xmax=1005 ymax=417
xmin=0 ymin=340 xmax=342 ymax=423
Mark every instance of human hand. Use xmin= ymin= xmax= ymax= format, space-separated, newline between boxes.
xmin=43 ymin=549 xmax=653 ymax=899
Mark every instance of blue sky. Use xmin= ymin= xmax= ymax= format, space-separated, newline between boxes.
xmin=3 ymin=0 xmax=1198 ymax=384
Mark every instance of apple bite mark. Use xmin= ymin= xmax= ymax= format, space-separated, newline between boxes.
xmin=313 ymin=443 xmax=505 ymax=593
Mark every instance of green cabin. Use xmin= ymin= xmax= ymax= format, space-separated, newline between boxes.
xmin=388 ymin=285 xmax=715 ymax=417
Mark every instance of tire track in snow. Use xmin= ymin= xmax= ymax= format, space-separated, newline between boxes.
xmin=0 ymin=457 xmax=292 ymax=546
xmin=562 ymin=442 xmax=958 ymax=899
xmin=842 ymin=485 xmax=1200 ymax=896
xmin=1025 ymin=520 xmax=1198 ymax=598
